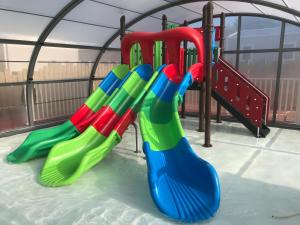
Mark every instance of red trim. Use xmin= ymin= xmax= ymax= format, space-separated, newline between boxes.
xmin=215 ymin=26 xmax=221 ymax=41
xmin=188 ymin=63 xmax=204 ymax=82
xmin=70 ymin=104 xmax=95 ymax=132
xmin=162 ymin=64 xmax=182 ymax=84
xmin=121 ymin=27 xmax=205 ymax=77
xmin=114 ymin=109 xmax=136 ymax=137
xmin=92 ymin=106 xmax=121 ymax=137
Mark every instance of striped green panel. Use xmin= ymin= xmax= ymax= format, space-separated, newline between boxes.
xmin=112 ymin=64 xmax=129 ymax=80
xmin=85 ymin=88 xmax=107 ymax=112
xmin=140 ymin=110 xmax=184 ymax=151
xmin=122 ymin=72 xmax=147 ymax=99
xmin=108 ymin=88 xmax=135 ymax=116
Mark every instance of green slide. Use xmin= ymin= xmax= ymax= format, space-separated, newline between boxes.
xmin=39 ymin=64 xmax=162 ymax=187
xmin=6 ymin=65 xmax=130 ymax=163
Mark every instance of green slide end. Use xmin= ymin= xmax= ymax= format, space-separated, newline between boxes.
xmin=6 ymin=121 xmax=79 ymax=163
xmin=39 ymin=64 xmax=155 ymax=187
xmin=6 ymin=64 xmax=129 ymax=163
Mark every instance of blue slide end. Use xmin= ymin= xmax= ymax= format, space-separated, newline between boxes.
xmin=144 ymin=138 xmax=220 ymax=222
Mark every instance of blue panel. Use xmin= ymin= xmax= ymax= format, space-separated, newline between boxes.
xmin=151 ymin=73 xmax=179 ymax=102
xmin=135 ymin=64 xmax=153 ymax=81
xmin=98 ymin=71 xmax=122 ymax=95
xmin=143 ymin=138 xmax=220 ymax=222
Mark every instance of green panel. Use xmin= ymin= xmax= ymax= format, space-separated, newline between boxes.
xmin=6 ymin=120 xmax=79 ymax=163
xmin=122 ymin=75 xmax=147 ymax=99
xmin=140 ymin=110 xmax=184 ymax=151
xmin=85 ymin=88 xmax=107 ymax=112
xmin=112 ymin=64 xmax=129 ymax=80
xmin=108 ymin=88 xmax=135 ymax=116
xmin=40 ymin=126 xmax=106 ymax=187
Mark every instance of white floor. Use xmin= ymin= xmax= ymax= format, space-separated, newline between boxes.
xmin=0 ymin=118 xmax=300 ymax=225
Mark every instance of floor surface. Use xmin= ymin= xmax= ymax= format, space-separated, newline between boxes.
xmin=0 ymin=117 xmax=300 ymax=225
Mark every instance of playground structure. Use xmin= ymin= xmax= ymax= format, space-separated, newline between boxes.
xmin=6 ymin=2 xmax=271 ymax=223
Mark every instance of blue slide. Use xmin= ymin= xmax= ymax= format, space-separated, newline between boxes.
xmin=139 ymin=64 xmax=220 ymax=222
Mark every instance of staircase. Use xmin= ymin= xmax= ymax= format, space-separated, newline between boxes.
xmin=212 ymin=58 xmax=270 ymax=137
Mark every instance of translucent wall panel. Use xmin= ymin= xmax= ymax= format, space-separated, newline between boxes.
xmin=0 ymin=10 xmax=50 ymax=41
xmin=37 ymin=47 xmax=98 ymax=62
xmin=94 ymin=0 xmax=165 ymax=13
xmin=239 ymin=52 xmax=279 ymax=120
xmin=240 ymin=17 xmax=281 ymax=50
xmin=46 ymin=21 xmax=115 ymax=46
xmin=223 ymin=54 xmax=237 ymax=68
xmin=254 ymin=5 xmax=297 ymax=22
xmin=0 ymin=84 xmax=28 ymax=132
xmin=184 ymin=2 xmax=230 ymax=15
xmin=33 ymin=81 xmax=88 ymax=122
xmin=218 ymin=1 xmax=261 ymax=13
xmin=100 ymin=50 xmax=121 ymax=63
xmin=0 ymin=0 xmax=71 ymax=17
xmin=153 ymin=6 xmax=200 ymax=24
xmin=184 ymin=90 xmax=199 ymax=113
xmin=93 ymin=79 xmax=102 ymax=91
xmin=131 ymin=17 xmax=162 ymax=32
xmin=0 ymin=62 xmax=28 ymax=83
xmin=65 ymin=0 xmax=138 ymax=28
xmin=0 ymin=44 xmax=33 ymax=61
xmin=95 ymin=63 xmax=119 ymax=78
xmin=277 ymin=51 xmax=300 ymax=125
xmin=34 ymin=63 xmax=93 ymax=81
xmin=284 ymin=23 xmax=300 ymax=48
xmin=224 ymin=17 xmax=238 ymax=51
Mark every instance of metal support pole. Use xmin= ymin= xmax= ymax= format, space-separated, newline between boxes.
xmin=235 ymin=15 xmax=242 ymax=69
xmin=272 ymin=21 xmax=286 ymax=123
xmin=162 ymin=14 xmax=168 ymax=64
xmin=120 ymin=15 xmax=126 ymax=64
xmin=26 ymin=80 xmax=34 ymax=125
xmin=131 ymin=122 xmax=139 ymax=154
xmin=181 ymin=20 xmax=188 ymax=119
xmin=204 ymin=2 xmax=213 ymax=147
xmin=198 ymin=5 xmax=207 ymax=132
xmin=216 ymin=13 xmax=225 ymax=123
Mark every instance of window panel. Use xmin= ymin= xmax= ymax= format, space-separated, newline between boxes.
xmin=34 ymin=63 xmax=92 ymax=81
xmin=65 ymin=1 xmax=138 ymax=28
xmin=277 ymin=52 xmax=300 ymax=125
xmin=100 ymin=50 xmax=121 ymax=63
xmin=153 ymin=6 xmax=200 ymax=24
xmin=223 ymin=54 xmax=237 ymax=68
xmin=240 ymin=17 xmax=281 ymax=50
xmin=94 ymin=0 xmax=165 ymax=13
xmin=46 ymin=20 xmax=115 ymax=46
xmin=0 ymin=10 xmax=50 ymax=41
xmin=37 ymin=47 xmax=98 ymax=62
xmin=33 ymin=81 xmax=88 ymax=122
xmin=239 ymin=52 xmax=279 ymax=120
xmin=95 ymin=63 xmax=119 ymax=78
xmin=0 ymin=84 xmax=28 ymax=132
xmin=224 ymin=16 xmax=238 ymax=51
xmin=284 ymin=23 xmax=300 ymax=49
xmin=0 ymin=62 xmax=28 ymax=83
xmin=0 ymin=44 xmax=33 ymax=61
xmin=0 ymin=0 xmax=71 ymax=17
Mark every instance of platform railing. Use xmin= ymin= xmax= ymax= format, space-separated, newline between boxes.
xmin=213 ymin=57 xmax=270 ymax=128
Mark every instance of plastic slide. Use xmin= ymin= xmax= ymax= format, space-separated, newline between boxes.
xmin=140 ymin=64 xmax=220 ymax=222
xmin=39 ymin=64 xmax=158 ymax=187
xmin=6 ymin=65 xmax=130 ymax=163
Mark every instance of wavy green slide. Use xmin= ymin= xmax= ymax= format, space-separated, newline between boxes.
xmin=6 ymin=65 xmax=130 ymax=163
xmin=40 ymin=64 xmax=163 ymax=187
